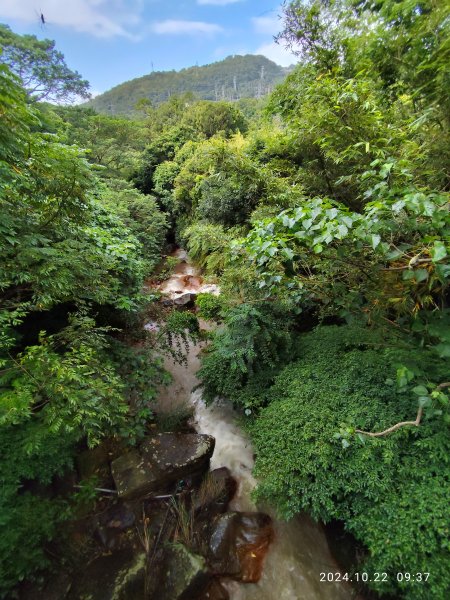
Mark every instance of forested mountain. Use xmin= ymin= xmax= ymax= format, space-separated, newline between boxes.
xmin=87 ymin=54 xmax=291 ymax=116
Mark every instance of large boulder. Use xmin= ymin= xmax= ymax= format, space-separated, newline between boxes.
xmin=76 ymin=438 xmax=123 ymax=488
xmin=111 ymin=433 xmax=215 ymax=499
xmin=94 ymin=502 xmax=136 ymax=550
xmin=66 ymin=550 xmax=146 ymax=600
xmin=207 ymin=512 xmax=274 ymax=582
xmin=151 ymin=543 xmax=210 ymax=600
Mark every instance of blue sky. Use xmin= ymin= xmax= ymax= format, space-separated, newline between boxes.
xmin=0 ymin=1 xmax=296 ymax=96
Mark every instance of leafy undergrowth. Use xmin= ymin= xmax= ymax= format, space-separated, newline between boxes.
xmin=248 ymin=325 xmax=449 ymax=600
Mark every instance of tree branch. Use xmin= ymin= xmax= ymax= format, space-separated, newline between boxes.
xmin=356 ymin=383 xmax=450 ymax=438
xmin=381 ymin=258 xmax=432 ymax=271
xmin=355 ymin=407 xmax=423 ymax=437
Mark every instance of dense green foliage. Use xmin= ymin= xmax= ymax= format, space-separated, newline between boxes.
xmin=199 ymin=302 xmax=294 ymax=407
xmin=249 ymin=325 xmax=449 ymax=599
xmin=55 ymin=106 xmax=148 ymax=179
xmin=101 ymin=180 xmax=167 ymax=271
xmin=0 ymin=50 xmax=167 ymax=595
xmin=196 ymin=293 xmax=223 ymax=321
xmin=87 ymin=55 xmax=291 ymax=116
xmin=164 ymin=2 xmax=448 ymax=598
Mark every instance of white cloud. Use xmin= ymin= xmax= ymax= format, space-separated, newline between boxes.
xmin=254 ymin=41 xmax=296 ymax=67
xmin=252 ymin=15 xmax=282 ymax=36
xmin=150 ymin=20 xmax=223 ymax=35
xmin=197 ymin=0 xmax=243 ymax=5
xmin=0 ymin=0 xmax=144 ymax=39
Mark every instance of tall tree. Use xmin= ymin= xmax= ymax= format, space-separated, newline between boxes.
xmin=0 ymin=24 xmax=90 ymax=103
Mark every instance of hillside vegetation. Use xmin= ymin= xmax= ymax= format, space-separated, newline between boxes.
xmin=87 ymin=54 xmax=291 ymax=116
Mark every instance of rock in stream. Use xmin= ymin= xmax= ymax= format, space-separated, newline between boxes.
xmin=111 ymin=433 xmax=215 ymax=499
xmin=207 ymin=512 xmax=274 ymax=583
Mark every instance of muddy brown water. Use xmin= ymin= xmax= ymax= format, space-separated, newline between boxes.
xmin=157 ymin=248 xmax=220 ymax=299
xmin=151 ymin=250 xmax=355 ymax=600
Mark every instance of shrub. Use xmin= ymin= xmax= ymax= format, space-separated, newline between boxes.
xmin=173 ymin=136 xmax=267 ymax=226
xmin=183 ymin=222 xmax=237 ymax=275
xmin=158 ymin=256 xmax=179 ymax=281
xmin=249 ymin=325 xmax=449 ymax=599
xmin=0 ymin=425 xmax=75 ymax=595
xmin=196 ymin=293 xmax=223 ymax=321
xmin=198 ymin=302 xmax=294 ymax=406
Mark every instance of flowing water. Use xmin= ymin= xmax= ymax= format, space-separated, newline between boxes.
xmin=158 ymin=248 xmax=220 ymax=299
xmin=151 ymin=250 xmax=356 ymax=600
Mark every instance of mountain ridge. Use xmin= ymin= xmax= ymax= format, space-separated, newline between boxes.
xmin=87 ymin=54 xmax=293 ymax=116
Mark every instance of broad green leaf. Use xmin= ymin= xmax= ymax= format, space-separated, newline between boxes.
xmin=435 ymin=343 xmax=450 ymax=358
xmin=431 ymin=241 xmax=447 ymax=262
xmin=412 ymin=385 xmax=428 ymax=396
xmin=418 ymin=396 xmax=432 ymax=408
xmin=413 ymin=269 xmax=428 ymax=283
xmin=371 ymin=234 xmax=381 ymax=249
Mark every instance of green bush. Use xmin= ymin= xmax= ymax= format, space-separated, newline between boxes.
xmin=173 ymin=136 xmax=267 ymax=226
xmin=158 ymin=255 xmax=179 ymax=281
xmin=101 ymin=180 xmax=168 ymax=272
xmin=183 ymin=221 xmax=237 ymax=275
xmin=198 ymin=302 xmax=294 ymax=406
xmin=0 ymin=59 xmax=166 ymax=595
xmin=196 ymin=293 xmax=223 ymax=321
xmin=0 ymin=424 xmax=75 ymax=595
xmin=181 ymin=100 xmax=248 ymax=138
xmin=249 ymin=325 xmax=449 ymax=599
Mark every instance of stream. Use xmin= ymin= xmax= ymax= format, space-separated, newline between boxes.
xmin=153 ymin=250 xmax=356 ymax=600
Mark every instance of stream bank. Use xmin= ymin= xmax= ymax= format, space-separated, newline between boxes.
xmin=18 ymin=249 xmax=358 ymax=600
xmin=150 ymin=249 xmax=356 ymax=600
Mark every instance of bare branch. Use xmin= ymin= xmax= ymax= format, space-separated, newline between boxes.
xmin=382 ymin=258 xmax=432 ymax=271
xmin=356 ymin=383 xmax=449 ymax=438
xmin=355 ymin=407 xmax=423 ymax=437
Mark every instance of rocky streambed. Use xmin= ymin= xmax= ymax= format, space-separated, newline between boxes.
xmin=22 ymin=249 xmax=355 ymax=600
xmin=65 ymin=429 xmax=272 ymax=600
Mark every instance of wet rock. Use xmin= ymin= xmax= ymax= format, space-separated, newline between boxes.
xmin=111 ymin=433 xmax=215 ymax=499
xmin=173 ymin=292 xmax=197 ymax=306
xmin=66 ymin=550 xmax=146 ymax=600
xmin=180 ymin=274 xmax=203 ymax=288
xmin=194 ymin=468 xmax=237 ymax=516
xmin=94 ymin=503 xmax=136 ymax=550
xmin=207 ymin=511 xmax=274 ymax=582
xmin=153 ymin=543 xmax=210 ymax=600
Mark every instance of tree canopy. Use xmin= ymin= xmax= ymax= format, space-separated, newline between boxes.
xmin=0 ymin=24 xmax=90 ymax=103
xmin=0 ymin=50 xmax=166 ymax=595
